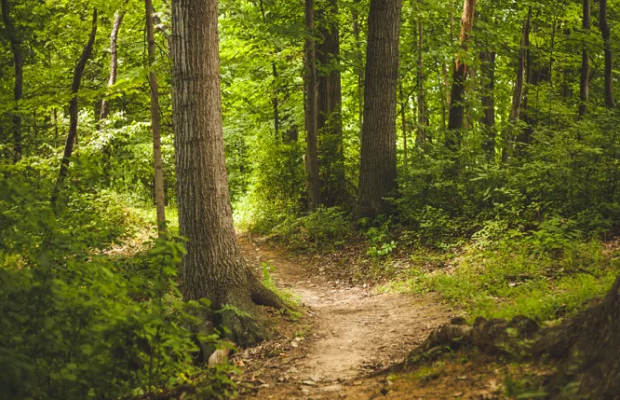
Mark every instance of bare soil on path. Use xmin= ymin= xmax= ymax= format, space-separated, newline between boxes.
xmin=235 ymin=238 xmax=452 ymax=399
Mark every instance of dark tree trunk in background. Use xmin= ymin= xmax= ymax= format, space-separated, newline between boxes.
xmin=1 ymin=0 xmax=23 ymax=163
xmin=579 ymin=0 xmax=590 ymax=117
xmin=600 ymin=0 xmax=615 ymax=108
xmin=446 ymin=0 xmax=476 ymax=150
xmin=145 ymin=0 xmax=167 ymax=234
xmin=304 ymin=0 xmax=321 ymax=210
xmin=171 ymin=0 xmax=284 ymax=347
xmin=51 ymin=9 xmax=98 ymax=207
xmin=356 ymin=0 xmax=403 ymax=219
xmin=480 ymin=49 xmax=495 ymax=156
xmin=399 ymin=77 xmax=408 ymax=167
xmin=416 ymin=17 xmax=428 ymax=146
xmin=100 ymin=10 xmax=124 ymax=121
xmin=351 ymin=0 xmax=364 ymax=130
xmin=504 ymin=8 xmax=531 ymax=162
xmin=317 ymin=0 xmax=346 ymax=206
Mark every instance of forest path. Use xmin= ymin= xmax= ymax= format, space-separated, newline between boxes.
xmin=236 ymin=237 xmax=450 ymax=399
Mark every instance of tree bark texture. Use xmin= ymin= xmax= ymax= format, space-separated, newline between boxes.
xmin=171 ymin=0 xmax=284 ymax=346
xmin=504 ymin=8 xmax=531 ymax=163
xmin=51 ymin=9 xmax=98 ymax=207
xmin=1 ymin=0 xmax=23 ymax=163
xmin=446 ymin=0 xmax=476 ymax=150
xmin=305 ymin=0 xmax=321 ymax=210
xmin=100 ymin=10 xmax=124 ymax=121
xmin=145 ymin=0 xmax=167 ymax=233
xmin=317 ymin=0 xmax=346 ymax=207
xmin=356 ymin=0 xmax=402 ymax=219
xmin=600 ymin=0 xmax=615 ymax=108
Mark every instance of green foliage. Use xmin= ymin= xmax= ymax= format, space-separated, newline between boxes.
xmin=261 ymin=207 xmax=354 ymax=252
xmin=0 ymin=170 xmax=234 ymax=400
xmin=381 ymin=228 xmax=620 ymax=323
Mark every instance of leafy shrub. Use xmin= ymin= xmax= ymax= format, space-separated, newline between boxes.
xmin=0 ymin=170 xmax=235 ymax=400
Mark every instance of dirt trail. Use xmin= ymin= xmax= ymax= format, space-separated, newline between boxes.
xmin=236 ymin=238 xmax=450 ymax=399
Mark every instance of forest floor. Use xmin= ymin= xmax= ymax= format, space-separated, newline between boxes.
xmin=233 ymin=236 xmax=540 ymax=400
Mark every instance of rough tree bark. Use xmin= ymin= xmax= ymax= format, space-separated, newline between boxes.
xmin=600 ymin=0 xmax=614 ymax=108
xmin=503 ymin=8 xmax=531 ymax=163
xmin=356 ymin=0 xmax=403 ymax=219
xmin=145 ymin=0 xmax=166 ymax=233
xmin=317 ymin=0 xmax=346 ymax=207
xmin=446 ymin=0 xmax=476 ymax=150
xmin=416 ymin=16 xmax=428 ymax=146
xmin=304 ymin=0 xmax=321 ymax=210
xmin=1 ymin=0 xmax=23 ymax=163
xmin=100 ymin=11 xmax=124 ymax=121
xmin=171 ymin=0 xmax=285 ymax=346
xmin=51 ymin=9 xmax=98 ymax=207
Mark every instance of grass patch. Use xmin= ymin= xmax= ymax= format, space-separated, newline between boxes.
xmin=381 ymin=235 xmax=620 ymax=323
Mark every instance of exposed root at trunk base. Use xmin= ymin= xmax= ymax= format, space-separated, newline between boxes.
xmin=401 ymin=276 xmax=620 ymax=399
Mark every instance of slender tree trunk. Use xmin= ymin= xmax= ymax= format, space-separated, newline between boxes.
xmin=600 ymin=0 xmax=615 ymax=108
xmin=304 ymin=0 xmax=321 ymax=209
xmin=579 ymin=0 xmax=590 ymax=116
xmin=356 ymin=0 xmax=403 ymax=219
xmin=504 ymin=8 xmax=531 ymax=162
xmin=51 ymin=9 xmax=98 ymax=207
xmin=480 ymin=49 xmax=496 ymax=156
xmin=1 ymin=0 xmax=23 ymax=163
xmin=100 ymin=10 xmax=124 ymax=121
xmin=351 ymin=0 xmax=364 ymax=130
xmin=399 ymin=77 xmax=408 ymax=167
xmin=145 ymin=0 xmax=167 ymax=233
xmin=171 ymin=0 xmax=284 ymax=347
xmin=446 ymin=0 xmax=476 ymax=150
xmin=317 ymin=0 xmax=346 ymax=206
xmin=416 ymin=17 xmax=428 ymax=146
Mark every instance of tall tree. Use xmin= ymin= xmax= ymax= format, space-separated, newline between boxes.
xmin=351 ymin=0 xmax=364 ymax=130
xmin=416 ymin=16 xmax=428 ymax=146
xmin=599 ymin=0 xmax=614 ymax=108
xmin=479 ymin=12 xmax=495 ymax=157
xmin=579 ymin=0 xmax=590 ymax=117
xmin=504 ymin=7 xmax=531 ymax=162
xmin=356 ymin=0 xmax=403 ymax=219
xmin=51 ymin=9 xmax=98 ymax=207
xmin=145 ymin=0 xmax=166 ymax=233
xmin=304 ymin=0 xmax=321 ymax=210
xmin=446 ymin=0 xmax=476 ymax=148
xmin=171 ymin=0 xmax=284 ymax=346
xmin=99 ymin=10 xmax=124 ymax=121
xmin=317 ymin=0 xmax=346 ymax=206
xmin=1 ymin=0 xmax=23 ymax=163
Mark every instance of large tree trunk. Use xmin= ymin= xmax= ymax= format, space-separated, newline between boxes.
xmin=317 ymin=0 xmax=346 ymax=207
xmin=600 ymin=0 xmax=615 ymax=109
xmin=446 ymin=0 xmax=476 ymax=150
xmin=355 ymin=0 xmax=402 ymax=219
xmin=416 ymin=16 xmax=428 ymax=146
xmin=51 ymin=9 xmax=98 ymax=207
xmin=100 ymin=10 xmax=124 ymax=121
xmin=145 ymin=0 xmax=166 ymax=234
xmin=304 ymin=0 xmax=321 ymax=210
xmin=503 ymin=8 xmax=531 ymax=163
xmin=171 ymin=0 xmax=284 ymax=347
xmin=579 ymin=0 xmax=590 ymax=117
xmin=1 ymin=0 xmax=23 ymax=163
